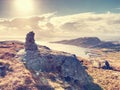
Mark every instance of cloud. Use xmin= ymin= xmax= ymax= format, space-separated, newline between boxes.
xmin=0 ymin=13 xmax=56 ymax=40
xmin=50 ymin=12 xmax=120 ymax=40
xmin=0 ymin=12 xmax=120 ymax=41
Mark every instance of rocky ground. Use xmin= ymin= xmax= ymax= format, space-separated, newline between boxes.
xmin=0 ymin=40 xmax=120 ymax=90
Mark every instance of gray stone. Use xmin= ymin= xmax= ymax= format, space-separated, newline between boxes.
xmin=25 ymin=31 xmax=38 ymax=51
xmin=0 ymin=62 xmax=11 ymax=77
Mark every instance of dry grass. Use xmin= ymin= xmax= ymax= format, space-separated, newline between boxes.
xmin=0 ymin=41 xmax=37 ymax=90
xmin=79 ymin=49 xmax=120 ymax=90
xmin=86 ymin=66 xmax=120 ymax=90
xmin=0 ymin=59 xmax=37 ymax=90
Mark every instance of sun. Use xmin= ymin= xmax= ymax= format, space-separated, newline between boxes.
xmin=14 ymin=0 xmax=34 ymax=15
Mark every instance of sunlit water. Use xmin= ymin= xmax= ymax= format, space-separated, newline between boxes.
xmin=0 ymin=38 xmax=89 ymax=59
xmin=36 ymin=41 xmax=89 ymax=58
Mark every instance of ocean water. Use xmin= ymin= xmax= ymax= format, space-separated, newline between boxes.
xmin=36 ymin=41 xmax=89 ymax=58
xmin=0 ymin=38 xmax=89 ymax=59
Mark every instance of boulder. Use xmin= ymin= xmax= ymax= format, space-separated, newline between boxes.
xmin=0 ymin=64 xmax=6 ymax=77
xmin=102 ymin=60 xmax=113 ymax=70
xmin=92 ymin=60 xmax=112 ymax=70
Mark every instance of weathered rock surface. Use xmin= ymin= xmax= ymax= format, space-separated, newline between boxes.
xmin=16 ymin=31 xmax=102 ymax=90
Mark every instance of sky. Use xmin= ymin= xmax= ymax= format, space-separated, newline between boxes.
xmin=0 ymin=0 xmax=120 ymax=41
xmin=0 ymin=0 xmax=120 ymax=17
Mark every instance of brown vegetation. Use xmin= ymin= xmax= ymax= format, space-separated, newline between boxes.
xmin=0 ymin=41 xmax=120 ymax=90
xmin=78 ymin=49 xmax=120 ymax=90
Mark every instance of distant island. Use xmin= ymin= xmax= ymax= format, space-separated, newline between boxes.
xmin=52 ymin=37 xmax=120 ymax=50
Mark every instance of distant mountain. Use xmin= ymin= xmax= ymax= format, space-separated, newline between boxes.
xmin=52 ymin=37 xmax=101 ymax=48
xmin=52 ymin=37 xmax=120 ymax=49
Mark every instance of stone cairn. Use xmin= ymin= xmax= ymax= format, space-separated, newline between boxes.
xmin=25 ymin=31 xmax=38 ymax=51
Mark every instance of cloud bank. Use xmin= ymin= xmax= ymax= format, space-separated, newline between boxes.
xmin=0 ymin=12 xmax=120 ymax=41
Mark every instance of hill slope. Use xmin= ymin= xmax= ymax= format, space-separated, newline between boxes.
xmin=53 ymin=37 xmax=101 ymax=48
xmin=52 ymin=37 xmax=120 ymax=49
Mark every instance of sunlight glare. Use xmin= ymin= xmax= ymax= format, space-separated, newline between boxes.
xmin=14 ymin=0 xmax=34 ymax=15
